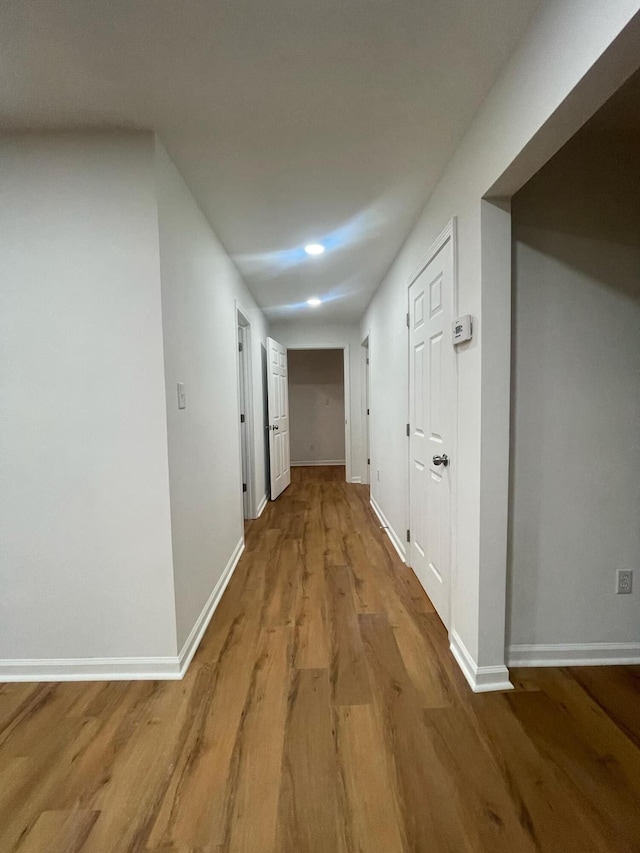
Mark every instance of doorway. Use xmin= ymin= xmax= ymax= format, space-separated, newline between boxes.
xmin=507 ymin=68 xmax=640 ymax=665
xmin=236 ymin=309 xmax=255 ymax=520
xmin=361 ymin=336 xmax=370 ymax=485
xmin=287 ymin=349 xmax=346 ymax=471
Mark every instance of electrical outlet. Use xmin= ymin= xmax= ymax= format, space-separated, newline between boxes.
xmin=616 ymin=570 xmax=633 ymax=594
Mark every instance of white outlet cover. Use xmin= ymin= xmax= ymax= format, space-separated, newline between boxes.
xmin=616 ymin=569 xmax=633 ymax=594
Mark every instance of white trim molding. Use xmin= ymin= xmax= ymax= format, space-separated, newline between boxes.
xmin=177 ymin=537 xmax=244 ymax=676
xmin=408 ymin=217 xmax=458 ymax=288
xmin=370 ymin=495 xmax=406 ymax=563
xmin=508 ymin=642 xmax=640 ymax=667
xmin=350 ymin=476 xmax=362 ymax=484
xmin=0 ymin=656 xmax=183 ymax=683
xmin=0 ymin=538 xmax=245 ymax=683
xmin=291 ymin=460 xmax=346 ymax=467
xmin=256 ymin=493 xmax=268 ymax=518
xmin=450 ymin=629 xmax=513 ymax=693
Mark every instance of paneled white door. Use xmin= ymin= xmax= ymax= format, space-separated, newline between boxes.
xmin=267 ymin=337 xmax=291 ymax=500
xmin=408 ymin=227 xmax=455 ymax=627
xmin=238 ymin=325 xmax=249 ymax=518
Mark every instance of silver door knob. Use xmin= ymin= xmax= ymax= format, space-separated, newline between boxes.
xmin=433 ymin=454 xmax=449 ymax=467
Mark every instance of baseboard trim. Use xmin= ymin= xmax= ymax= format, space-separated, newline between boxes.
xmin=450 ymin=630 xmax=513 ymax=693
xmin=291 ymin=460 xmax=346 ymax=467
xmin=0 ymin=537 xmax=245 ymax=683
xmin=508 ymin=642 xmax=640 ymax=667
xmin=370 ymin=495 xmax=406 ymax=563
xmin=177 ymin=536 xmax=245 ymax=676
xmin=255 ymin=493 xmax=268 ymax=518
xmin=350 ymin=476 xmax=362 ymax=484
xmin=0 ymin=656 xmax=183 ymax=683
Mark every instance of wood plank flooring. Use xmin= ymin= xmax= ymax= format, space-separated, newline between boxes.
xmin=2 ymin=466 xmax=640 ymax=852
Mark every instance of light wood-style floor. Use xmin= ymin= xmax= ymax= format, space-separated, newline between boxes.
xmin=2 ymin=466 xmax=640 ymax=852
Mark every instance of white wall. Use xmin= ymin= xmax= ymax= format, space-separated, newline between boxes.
xmin=508 ymin=129 xmax=640 ymax=652
xmin=0 ymin=131 xmax=270 ymax=676
xmin=288 ymin=350 xmax=345 ymax=464
xmin=270 ymin=322 xmax=365 ymax=482
xmin=155 ymin=141 xmax=270 ymax=651
xmin=360 ymin=0 xmax=640 ymax=677
xmin=0 ymin=132 xmax=177 ymax=663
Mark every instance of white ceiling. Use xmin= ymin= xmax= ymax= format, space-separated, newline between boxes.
xmin=0 ymin=0 xmax=540 ymax=323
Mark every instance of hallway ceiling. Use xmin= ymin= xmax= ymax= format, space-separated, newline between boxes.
xmin=0 ymin=0 xmax=540 ymax=323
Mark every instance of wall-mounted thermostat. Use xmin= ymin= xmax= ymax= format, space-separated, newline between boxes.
xmin=453 ymin=315 xmax=472 ymax=345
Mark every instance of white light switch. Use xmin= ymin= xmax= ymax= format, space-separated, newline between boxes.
xmin=177 ymin=382 xmax=186 ymax=409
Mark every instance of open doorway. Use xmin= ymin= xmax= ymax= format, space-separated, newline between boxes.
xmin=287 ymin=348 xmax=348 ymax=476
xmin=236 ymin=309 xmax=255 ymax=520
xmin=507 ymin=67 xmax=640 ymax=667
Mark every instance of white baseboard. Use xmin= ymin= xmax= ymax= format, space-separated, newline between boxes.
xmin=450 ymin=630 xmax=513 ymax=693
xmin=177 ymin=537 xmax=244 ymax=676
xmin=350 ymin=476 xmax=362 ymax=484
xmin=508 ymin=642 xmax=640 ymax=667
xmin=255 ymin=493 xmax=268 ymax=518
xmin=291 ymin=460 xmax=346 ymax=467
xmin=0 ymin=656 xmax=183 ymax=682
xmin=0 ymin=537 xmax=245 ymax=683
xmin=370 ymin=495 xmax=406 ymax=563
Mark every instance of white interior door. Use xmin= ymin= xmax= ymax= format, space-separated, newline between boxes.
xmin=238 ymin=325 xmax=249 ymax=518
xmin=364 ymin=343 xmax=370 ymax=484
xmin=267 ymin=337 xmax=291 ymax=500
xmin=408 ymin=228 xmax=455 ymax=627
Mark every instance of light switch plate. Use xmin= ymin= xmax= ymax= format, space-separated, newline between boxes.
xmin=177 ymin=382 xmax=186 ymax=410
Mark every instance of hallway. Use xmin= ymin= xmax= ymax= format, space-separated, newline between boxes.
xmin=1 ymin=467 xmax=640 ymax=851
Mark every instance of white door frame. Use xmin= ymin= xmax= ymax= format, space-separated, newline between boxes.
xmin=360 ymin=334 xmax=370 ymax=485
xmin=235 ymin=304 xmax=257 ymax=519
xmin=406 ymin=218 xmax=459 ymax=632
xmin=238 ymin=323 xmax=249 ymax=519
xmin=285 ymin=345 xmax=351 ymax=482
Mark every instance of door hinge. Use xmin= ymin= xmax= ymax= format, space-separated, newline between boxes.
xmin=367 ymin=457 xmax=370 ymax=465
xmin=406 ymin=529 xmax=411 ymax=542
xmin=240 ymin=413 xmax=245 ymax=423
xmin=406 ymin=423 xmax=410 ymax=437
xmin=366 ymin=358 xmax=369 ymax=365
xmin=367 ymin=408 xmax=370 ymax=415
xmin=238 ymin=341 xmax=243 ymax=352
xmin=406 ymin=312 xmax=410 ymax=328
xmin=243 ymin=483 xmax=247 ymax=493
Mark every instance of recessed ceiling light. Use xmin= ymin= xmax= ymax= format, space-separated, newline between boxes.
xmin=304 ymin=243 xmax=325 ymax=256
xmin=307 ymin=297 xmax=322 ymax=307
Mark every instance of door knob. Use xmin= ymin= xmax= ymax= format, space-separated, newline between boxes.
xmin=272 ymin=425 xmax=279 ymax=431
xmin=433 ymin=454 xmax=449 ymax=467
